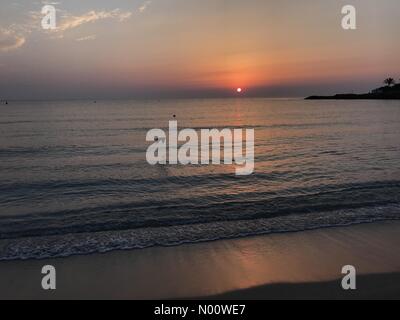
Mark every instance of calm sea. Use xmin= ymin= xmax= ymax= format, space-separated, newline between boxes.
xmin=1 ymin=98 xmax=400 ymax=260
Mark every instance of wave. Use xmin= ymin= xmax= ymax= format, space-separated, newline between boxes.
xmin=0 ymin=204 xmax=399 ymax=261
xmin=0 ymin=179 xmax=399 ymax=239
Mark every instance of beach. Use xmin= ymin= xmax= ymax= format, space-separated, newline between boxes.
xmin=1 ymin=0 xmax=400 ymax=303
xmin=1 ymin=220 xmax=399 ymax=300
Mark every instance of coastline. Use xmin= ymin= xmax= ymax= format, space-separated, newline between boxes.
xmin=305 ymin=83 xmax=400 ymax=100
xmin=0 ymin=220 xmax=399 ymax=300
xmin=305 ymin=95 xmax=400 ymax=100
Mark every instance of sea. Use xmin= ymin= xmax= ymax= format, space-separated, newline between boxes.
xmin=0 ymin=98 xmax=399 ymax=260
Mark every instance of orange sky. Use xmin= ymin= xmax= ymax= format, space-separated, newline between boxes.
xmin=0 ymin=0 xmax=399 ymax=98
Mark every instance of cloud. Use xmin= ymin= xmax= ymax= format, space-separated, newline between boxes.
xmin=57 ymin=9 xmax=132 ymax=33
xmin=76 ymin=35 xmax=97 ymax=42
xmin=42 ymin=1 xmax=62 ymax=4
xmin=0 ymin=5 xmax=140 ymax=51
xmin=0 ymin=28 xmax=26 ymax=52
xmin=41 ymin=1 xmax=62 ymax=5
xmin=138 ymin=1 xmax=152 ymax=13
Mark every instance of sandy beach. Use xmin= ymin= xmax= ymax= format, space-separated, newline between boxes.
xmin=0 ymin=220 xmax=399 ymax=300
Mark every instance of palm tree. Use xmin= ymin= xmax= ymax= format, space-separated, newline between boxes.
xmin=384 ymin=78 xmax=395 ymax=87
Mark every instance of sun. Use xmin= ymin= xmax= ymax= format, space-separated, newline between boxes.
xmin=236 ymin=88 xmax=242 ymax=93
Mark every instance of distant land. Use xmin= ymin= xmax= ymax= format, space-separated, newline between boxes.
xmin=306 ymin=82 xmax=400 ymax=100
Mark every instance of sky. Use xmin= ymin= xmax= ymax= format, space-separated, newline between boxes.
xmin=0 ymin=0 xmax=399 ymax=99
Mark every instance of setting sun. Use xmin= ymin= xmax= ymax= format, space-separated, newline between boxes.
xmin=237 ymin=88 xmax=242 ymax=93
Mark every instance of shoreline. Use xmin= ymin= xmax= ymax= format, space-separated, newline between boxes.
xmin=0 ymin=220 xmax=399 ymax=299
xmin=1 ymin=218 xmax=399 ymax=263
xmin=2 ymin=206 xmax=399 ymax=262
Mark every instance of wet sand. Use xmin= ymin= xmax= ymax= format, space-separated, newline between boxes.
xmin=0 ymin=221 xmax=399 ymax=300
